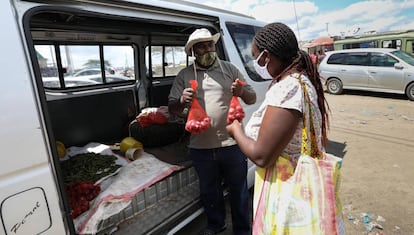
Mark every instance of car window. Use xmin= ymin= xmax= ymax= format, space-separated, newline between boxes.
xmin=370 ymin=53 xmax=398 ymax=67
xmin=35 ymin=44 xmax=135 ymax=89
xmin=327 ymin=53 xmax=346 ymax=64
xmin=342 ymin=52 xmax=370 ymax=66
xmin=391 ymin=50 xmax=414 ymax=66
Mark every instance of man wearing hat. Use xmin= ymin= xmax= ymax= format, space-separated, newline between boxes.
xmin=168 ymin=28 xmax=256 ymax=235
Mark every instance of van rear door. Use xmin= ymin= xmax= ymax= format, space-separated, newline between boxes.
xmin=0 ymin=1 xmax=70 ymax=234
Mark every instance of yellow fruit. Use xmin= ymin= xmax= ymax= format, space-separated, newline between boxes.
xmin=56 ymin=141 xmax=66 ymax=158
xmin=119 ymin=137 xmax=143 ymax=153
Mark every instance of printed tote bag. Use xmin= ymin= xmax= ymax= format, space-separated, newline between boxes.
xmin=252 ymin=78 xmax=345 ymax=235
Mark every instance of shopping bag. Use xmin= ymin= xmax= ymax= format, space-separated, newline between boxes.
xmin=185 ymin=80 xmax=211 ymax=134
xmin=227 ymin=79 xmax=246 ymax=124
xmin=253 ymin=153 xmax=343 ymax=235
xmin=252 ymin=76 xmax=344 ymax=235
xmin=136 ymin=106 xmax=169 ymax=127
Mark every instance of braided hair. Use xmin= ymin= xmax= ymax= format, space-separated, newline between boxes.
xmin=254 ymin=22 xmax=330 ymax=147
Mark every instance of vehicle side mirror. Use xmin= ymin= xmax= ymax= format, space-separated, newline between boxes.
xmin=394 ymin=63 xmax=404 ymax=69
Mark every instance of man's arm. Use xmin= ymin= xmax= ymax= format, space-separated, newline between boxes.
xmin=168 ymin=97 xmax=186 ymax=115
xmin=228 ymin=61 xmax=257 ymax=105
xmin=240 ymin=84 xmax=256 ymax=105
xmin=168 ymin=72 xmax=194 ymax=115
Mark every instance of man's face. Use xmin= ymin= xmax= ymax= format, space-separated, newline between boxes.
xmin=193 ymin=40 xmax=216 ymax=56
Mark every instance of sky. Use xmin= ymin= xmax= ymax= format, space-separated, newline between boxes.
xmin=183 ymin=0 xmax=414 ymax=42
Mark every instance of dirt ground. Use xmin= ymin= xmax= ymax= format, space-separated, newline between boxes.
xmin=325 ymin=91 xmax=414 ymax=235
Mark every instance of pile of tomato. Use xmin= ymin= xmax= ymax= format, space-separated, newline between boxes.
xmin=66 ymin=181 xmax=101 ymax=218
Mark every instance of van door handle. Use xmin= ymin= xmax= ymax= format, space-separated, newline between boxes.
xmin=369 ymin=71 xmax=377 ymax=74
xmin=152 ymin=81 xmax=161 ymax=85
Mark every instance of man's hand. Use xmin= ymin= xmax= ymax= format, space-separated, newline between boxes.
xmin=180 ymin=88 xmax=195 ymax=104
xmin=231 ymin=78 xmax=245 ymax=97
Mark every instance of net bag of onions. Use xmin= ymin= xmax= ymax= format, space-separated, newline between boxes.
xmin=227 ymin=79 xmax=246 ymax=124
xmin=185 ymin=80 xmax=211 ymax=134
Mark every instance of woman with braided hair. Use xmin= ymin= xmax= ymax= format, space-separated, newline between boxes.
xmin=227 ymin=22 xmax=345 ymax=234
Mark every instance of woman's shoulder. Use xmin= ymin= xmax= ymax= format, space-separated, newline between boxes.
xmin=281 ymin=73 xmax=315 ymax=94
xmin=266 ymin=73 xmax=303 ymax=110
xmin=271 ymin=73 xmax=303 ymax=93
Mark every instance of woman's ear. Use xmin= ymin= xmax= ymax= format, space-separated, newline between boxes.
xmin=263 ymin=50 xmax=271 ymax=64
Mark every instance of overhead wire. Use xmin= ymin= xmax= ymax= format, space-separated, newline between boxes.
xmin=292 ymin=0 xmax=302 ymax=42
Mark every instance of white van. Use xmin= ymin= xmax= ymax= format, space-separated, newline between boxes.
xmin=0 ymin=0 xmax=268 ymax=234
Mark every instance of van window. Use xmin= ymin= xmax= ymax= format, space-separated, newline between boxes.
xmin=342 ymin=41 xmax=378 ymax=49
xmin=382 ymin=39 xmax=401 ymax=50
xmin=35 ymin=44 xmax=135 ymax=89
xmin=406 ymin=40 xmax=414 ymax=55
xmin=370 ymin=52 xmax=398 ymax=67
xmin=226 ymin=22 xmax=263 ymax=81
xmin=145 ymin=46 xmax=187 ymax=78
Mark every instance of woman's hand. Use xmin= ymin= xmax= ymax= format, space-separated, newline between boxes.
xmin=226 ymin=119 xmax=242 ymax=138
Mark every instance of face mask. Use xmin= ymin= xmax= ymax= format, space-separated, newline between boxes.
xmin=253 ymin=51 xmax=273 ymax=80
xmin=196 ymin=51 xmax=216 ymax=67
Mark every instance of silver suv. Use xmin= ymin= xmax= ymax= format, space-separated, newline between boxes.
xmin=319 ymin=48 xmax=414 ymax=100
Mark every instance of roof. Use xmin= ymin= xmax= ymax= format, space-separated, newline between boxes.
xmin=326 ymin=48 xmax=398 ymax=54
xmin=302 ymin=36 xmax=334 ymax=48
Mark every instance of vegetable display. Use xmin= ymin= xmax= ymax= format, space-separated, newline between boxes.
xmin=61 ymin=152 xmax=121 ymax=184
xmin=66 ymin=181 xmax=101 ymax=218
xmin=61 ymin=152 xmax=121 ymax=218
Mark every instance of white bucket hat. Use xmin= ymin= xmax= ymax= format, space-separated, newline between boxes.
xmin=185 ymin=28 xmax=220 ymax=55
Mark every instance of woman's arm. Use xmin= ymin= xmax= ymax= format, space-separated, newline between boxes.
xmin=227 ymin=105 xmax=300 ymax=168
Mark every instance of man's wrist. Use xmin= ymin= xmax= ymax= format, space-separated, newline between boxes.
xmin=239 ymin=87 xmax=244 ymax=97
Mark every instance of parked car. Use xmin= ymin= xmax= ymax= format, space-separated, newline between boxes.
xmin=78 ymin=74 xmax=133 ymax=83
xmin=73 ymin=68 xmax=103 ymax=77
xmin=73 ymin=67 xmax=116 ymax=77
xmin=42 ymin=76 xmax=100 ymax=88
xmin=319 ymin=48 xmax=414 ymax=100
xmin=42 ymin=74 xmax=132 ymax=88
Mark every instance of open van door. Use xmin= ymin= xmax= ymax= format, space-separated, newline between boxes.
xmin=0 ymin=1 xmax=71 ymax=234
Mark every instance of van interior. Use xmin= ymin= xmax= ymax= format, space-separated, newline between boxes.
xmin=26 ymin=6 xmax=226 ymax=234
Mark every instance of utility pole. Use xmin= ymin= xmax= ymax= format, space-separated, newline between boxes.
xmin=326 ymin=22 xmax=329 ymax=36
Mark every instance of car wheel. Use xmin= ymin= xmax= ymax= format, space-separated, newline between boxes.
xmin=326 ymin=78 xmax=343 ymax=95
xmin=406 ymin=83 xmax=414 ymax=101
